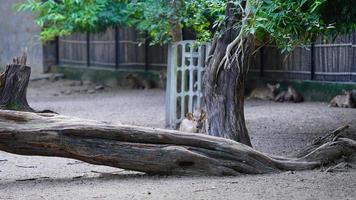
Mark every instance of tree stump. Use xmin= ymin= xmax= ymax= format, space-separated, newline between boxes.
xmin=0 ymin=55 xmax=33 ymax=112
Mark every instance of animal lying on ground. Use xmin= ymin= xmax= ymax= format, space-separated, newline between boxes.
xmin=329 ymin=91 xmax=355 ymax=108
xmin=126 ymin=74 xmax=157 ymax=89
xmin=275 ymin=86 xmax=304 ymax=103
xmin=248 ymin=83 xmax=280 ymax=100
xmin=179 ymin=110 xmax=207 ymax=133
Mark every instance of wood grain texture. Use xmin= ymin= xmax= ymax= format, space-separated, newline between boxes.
xmin=0 ymin=63 xmax=33 ymax=112
xmin=0 ymin=110 xmax=355 ymax=176
xmin=203 ymin=2 xmax=252 ymax=146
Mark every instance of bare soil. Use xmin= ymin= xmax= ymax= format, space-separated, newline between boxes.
xmin=1 ymin=79 xmax=356 ymax=200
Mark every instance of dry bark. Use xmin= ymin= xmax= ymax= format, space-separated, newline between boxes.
xmin=203 ymin=1 xmax=252 ymax=146
xmin=0 ymin=110 xmax=355 ymax=176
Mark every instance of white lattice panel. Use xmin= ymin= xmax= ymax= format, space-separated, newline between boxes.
xmin=166 ymin=41 xmax=210 ymax=129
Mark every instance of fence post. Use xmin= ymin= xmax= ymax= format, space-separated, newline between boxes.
xmin=352 ymin=39 xmax=355 ymax=82
xmin=115 ymin=27 xmax=120 ymax=69
xmin=55 ymin=36 xmax=59 ymax=65
xmin=310 ymin=42 xmax=315 ymax=80
xmin=165 ymin=44 xmax=176 ymax=128
xmin=86 ymin=32 xmax=90 ymax=67
xmin=145 ymin=33 xmax=149 ymax=71
xmin=260 ymin=47 xmax=264 ymax=77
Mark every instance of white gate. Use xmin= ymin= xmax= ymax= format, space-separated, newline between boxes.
xmin=165 ymin=40 xmax=210 ymax=129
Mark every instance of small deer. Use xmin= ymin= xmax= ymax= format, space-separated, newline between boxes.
xmin=248 ymin=83 xmax=280 ymax=100
xmin=193 ymin=109 xmax=208 ymax=134
xmin=275 ymin=86 xmax=304 ymax=103
xmin=329 ymin=91 xmax=355 ymax=108
xmin=179 ymin=112 xmax=198 ymax=133
xmin=179 ymin=110 xmax=208 ymax=133
xmin=126 ymin=74 xmax=156 ymax=89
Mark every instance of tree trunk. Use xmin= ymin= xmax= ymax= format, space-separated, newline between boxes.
xmin=203 ymin=1 xmax=252 ymax=146
xmin=0 ymin=58 xmax=33 ymax=112
xmin=0 ymin=110 xmax=355 ymax=176
xmin=169 ymin=0 xmax=183 ymax=42
xmin=170 ymin=23 xmax=183 ymax=42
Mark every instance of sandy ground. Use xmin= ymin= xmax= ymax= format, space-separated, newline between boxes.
xmin=1 ymin=79 xmax=356 ymax=200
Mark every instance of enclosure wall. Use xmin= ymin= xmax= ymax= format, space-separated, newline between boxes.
xmin=0 ymin=0 xmax=44 ymax=76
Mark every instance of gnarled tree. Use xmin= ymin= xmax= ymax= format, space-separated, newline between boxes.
xmin=0 ymin=0 xmax=355 ymax=176
xmin=18 ymin=0 xmax=356 ymax=146
xmin=203 ymin=1 xmax=253 ymax=145
xmin=202 ymin=0 xmax=356 ymax=145
xmin=13 ymin=0 xmax=356 ymax=164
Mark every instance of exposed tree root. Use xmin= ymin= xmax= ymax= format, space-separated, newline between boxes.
xmin=0 ymin=110 xmax=355 ymax=176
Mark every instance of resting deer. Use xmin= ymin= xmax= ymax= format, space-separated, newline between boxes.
xmin=275 ymin=86 xmax=304 ymax=103
xmin=126 ymin=74 xmax=157 ymax=89
xmin=329 ymin=91 xmax=355 ymax=108
xmin=193 ymin=109 xmax=208 ymax=134
xmin=248 ymin=83 xmax=280 ymax=100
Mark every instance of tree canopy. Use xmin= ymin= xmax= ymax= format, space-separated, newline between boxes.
xmin=18 ymin=0 xmax=225 ymax=44
xmin=19 ymin=0 xmax=356 ymax=51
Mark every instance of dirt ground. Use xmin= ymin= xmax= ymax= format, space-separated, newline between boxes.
xmin=1 ymin=79 xmax=356 ymax=200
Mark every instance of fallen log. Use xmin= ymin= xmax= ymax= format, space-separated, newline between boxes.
xmin=0 ymin=110 xmax=355 ymax=176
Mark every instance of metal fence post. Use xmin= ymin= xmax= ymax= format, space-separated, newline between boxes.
xmin=165 ymin=44 xmax=176 ymax=128
xmin=352 ymin=39 xmax=355 ymax=82
xmin=55 ymin=36 xmax=59 ymax=65
xmin=115 ymin=27 xmax=120 ymax=69
xmin=310 ymin=43 xmax=315 ymax=80
xmin=145 ymin=33 xmax=149 ymax=71
xmin=260 ymin=47 xmax=264 ymax=77
xmin=86 ymin=32 xmax=90 ymax=67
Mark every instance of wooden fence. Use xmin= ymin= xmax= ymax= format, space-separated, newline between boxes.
xmin=250 ymin=34 xmax=356 ymax=82
xmin=58 ymin=27 xmax=167 ymax=71
xmin=57 ymin=28 xmax=356 ymax=83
